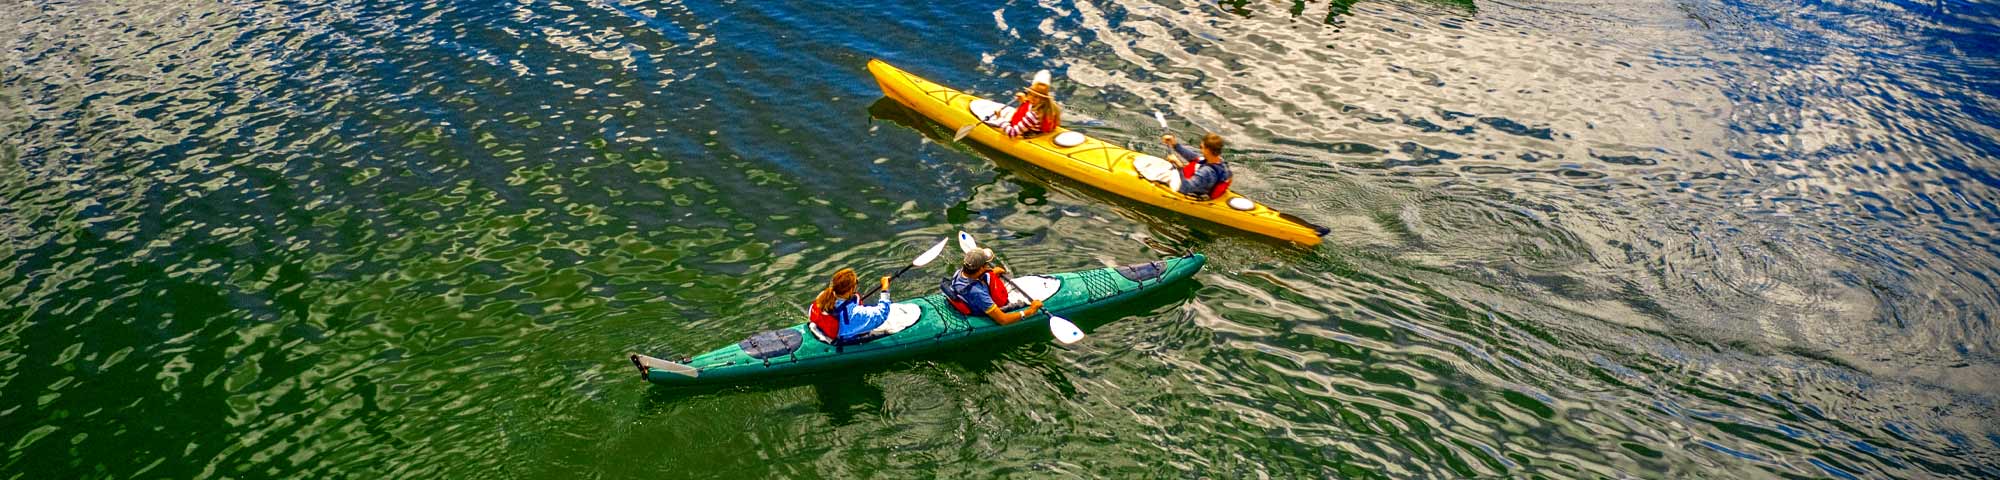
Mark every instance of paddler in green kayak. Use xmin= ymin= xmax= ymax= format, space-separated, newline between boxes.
xmin=940 ymin=248 xmax=1043 ymax=325
xmin=807 ymin=269 xmax=896 ymax=345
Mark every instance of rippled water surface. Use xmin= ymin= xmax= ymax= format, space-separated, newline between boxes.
xmin=4 ymin=0 xmax=1999 ymax=477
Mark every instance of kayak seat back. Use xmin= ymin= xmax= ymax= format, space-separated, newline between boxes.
xmin=1134 ymin=155 xmax=1183 ymax=192
xmin=969 ymin=99 xmax=1015 ymax=127
xmin=988 ymin=275 xmax=1062 ymax=311
xmin=815 ymin=303 xmax=926 ymax=347
xmin=860 ymin=303 xmax=923 ymax=338
xmin=739 ymin=329 xmax=803 ymax=359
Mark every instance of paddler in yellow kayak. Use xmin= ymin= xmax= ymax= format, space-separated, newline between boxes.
xmin=1002 ymin=70 xmax=1061 ymax=138
xmin=1160 ymin=132 xmax=1234 ymax=200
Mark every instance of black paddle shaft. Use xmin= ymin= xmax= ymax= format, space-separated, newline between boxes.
xmin=991 ymin=258 xmax=1049 ymax=316
xmin=859 ymin=263 xmax=916 ymax=299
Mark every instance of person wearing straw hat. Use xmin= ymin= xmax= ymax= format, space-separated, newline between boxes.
xmin=1002 ymin=70 xmax=1062 ymax=138
xmin=939 ymin=248 xmax=1043 ymax=325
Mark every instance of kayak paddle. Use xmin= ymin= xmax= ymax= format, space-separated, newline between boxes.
xmin=956 ymin=230 xmax=979 ymax=253
xmin=956 ymin=231 xmax=1086 ymax=344
xmin=1154 ymin=110 xmax=1197 ymax=170
xmin=953 ymin=109 xmax=1006 ymax=142
xmin=861 ymin=236 xmax=951 ymax=298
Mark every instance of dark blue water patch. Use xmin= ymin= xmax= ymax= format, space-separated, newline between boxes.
xmin=1554 ymin=168 xmax=1606 ymax=180
xmin=1478 ymin=116 xmax=1553 ymax=140
xmin=1460 ymin=165 xmax=1516 ymax=175
xmin=1850 ymin=190 xmax=1909 ymax=221
xmin=1270 ymin=137 xmax=1383 ymax=155
xmin=1329 ymin=142 xmax=1383 ymax=155
xmin=1397 ymin=142 xmax=1462 ymax=164
xmin=1403 ymin=117 xmax=1444 ymax=133
xmin=1936 ymin=158 xmax=2000 ymax=192
xmin=1883 ymin=422 xmax=1916 ymax=442
xmin=1591 ymin=153 xmax=1658 ymax=166
xmin=603 ymin=1 xmax=697 ymax=41
xmin=1808 ymin=457 xmax=1863 ymax=480
xmin=1699 ymin=440 xmax=1766 ymax=462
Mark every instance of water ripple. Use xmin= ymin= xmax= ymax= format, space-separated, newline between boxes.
xmin=5 ymin=0 xmax=1999 ymax=477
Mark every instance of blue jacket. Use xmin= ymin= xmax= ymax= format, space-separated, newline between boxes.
xmin=1170 ymin=143 xmax=1231 ymax=198
xmin=940 ymin=272 xmax=997 ymax=314
xmin=834 ymin=293 xmax=892 ymax=341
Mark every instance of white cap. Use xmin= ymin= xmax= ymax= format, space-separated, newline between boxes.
xmin=1032 ymin=69 xmax=1052 ymax=87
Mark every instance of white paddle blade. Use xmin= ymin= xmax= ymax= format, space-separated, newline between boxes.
xmin=1049 ymin=316 xmax=1085 ymax=344
xmin=952 ymin=123 xmax=978 ymax=141
xmin=957 ymin=231 xmax=978 ymax=253
xmin=1153 ymin=111 xmax=1168 ymax=129
xmin=912 ymin=237 xmax=950 ymax=267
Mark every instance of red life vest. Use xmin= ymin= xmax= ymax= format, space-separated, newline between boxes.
xmin=943 ymin=271 xmax=1011 ymax=315
xmin=1005 ymin=100 xmax=1054 ymax=136
xmin=807 ymin=303 xmax=839 ymax=340
xmin=1181 ymin=161 xmax=1232 ymax=198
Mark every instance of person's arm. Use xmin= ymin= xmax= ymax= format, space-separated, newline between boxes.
xmin=1162 ymin=135 xmax=1200 ymax=163
xmin=982 ymin=300 xmax=1044 ymax=326
xmin=877 ymin=276 xmax=892 ymax=304
xmin=1172 ymin=143 xmax=1202 ymax=164
xmin=842 ymin=301 xmax=890 ymax=335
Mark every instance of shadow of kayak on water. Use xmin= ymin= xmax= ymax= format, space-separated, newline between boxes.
xmin=866 ymin=98 xmax=1321 ymax=254
xmin=634 ymin=278 xmax=1204 ymax=417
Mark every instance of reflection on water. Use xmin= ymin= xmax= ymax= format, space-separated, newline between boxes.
xmin=2 ymin=0 xmax=1996 ymax=477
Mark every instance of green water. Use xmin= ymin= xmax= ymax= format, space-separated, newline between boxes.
xmin=4 ymin=0 xmax=1998 ymax=477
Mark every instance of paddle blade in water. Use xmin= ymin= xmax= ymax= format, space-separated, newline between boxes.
xmin=912 ymin=237 xmax=950 ymax=267
xmin=952 ymin=123 xmax=977 ymax=141
xmin=1050 ymin=315 xmax=1085 ymax=344
xmin=1153 ymin=111 xmax=1168 ymax=129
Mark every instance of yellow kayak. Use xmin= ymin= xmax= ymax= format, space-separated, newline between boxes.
xmin=867 ymin=59 xmax=1328 ymax=246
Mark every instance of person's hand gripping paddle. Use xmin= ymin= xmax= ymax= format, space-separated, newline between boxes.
xmin=956 ymin=231 xmax=1085 ymax=344
xmin=860 ymin=236 xmax=952 ymax=298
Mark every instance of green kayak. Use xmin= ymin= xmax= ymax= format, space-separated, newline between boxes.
xmin=631 ymin=254 xmax=1206 ymax=386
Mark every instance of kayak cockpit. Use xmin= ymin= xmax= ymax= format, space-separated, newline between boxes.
xmin=808 ymin=303 xmax=924 ymax=345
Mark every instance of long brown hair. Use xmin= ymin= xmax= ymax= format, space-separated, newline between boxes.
xmin=1028 ymin=83 xmax=1060 ymax=128
xmin=813 ymin=268 xmax=859 ymax=313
